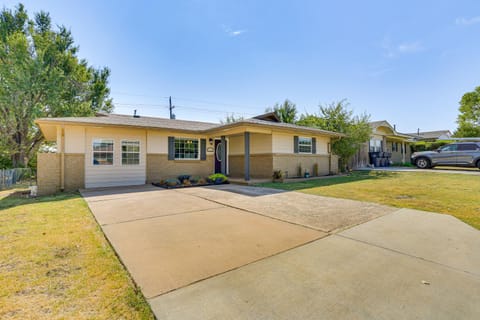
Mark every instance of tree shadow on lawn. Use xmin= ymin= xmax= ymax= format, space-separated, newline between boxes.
xmin=0 ymin=189 xmax=80 ymax=211
xmin=256 ymin=171 xmax=396 ymax=191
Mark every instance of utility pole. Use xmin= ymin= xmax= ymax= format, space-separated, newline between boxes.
xmin=169 ymin=96 xmax=175 ymax=119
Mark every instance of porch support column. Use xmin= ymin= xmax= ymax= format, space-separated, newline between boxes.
xmin=221 ymin=135 xmax=227 ymax=175
xmin=244 ymin=132 xmax=250 ymax=181
xmin=402 ymin=141 xmax=406 ymax=163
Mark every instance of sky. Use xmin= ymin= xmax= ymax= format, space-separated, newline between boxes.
xmin=3 ymin=0 xmax=480 ymax=133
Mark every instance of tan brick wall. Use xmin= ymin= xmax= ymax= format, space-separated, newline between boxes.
xmin=273 ymin=154 xmax=330 ymax=178
xmin=146 ymin=154 xmax=214 ymax=182
xmin=229 ymin=155 xmax=244 ymax=177
xmin=250 ymin=154 xmax=273 ymax=178
xmin=64 ymin=154 xmax=85 ymax=191
xmin=230 ymin=154 xmax=274 ymax=179
xmin=37 ymin=153 xmax=60 ymax=196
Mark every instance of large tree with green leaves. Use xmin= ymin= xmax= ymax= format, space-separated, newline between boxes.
xmin=0 ymin=4 xmax=113 ymax=167
xmin=266 ymin=99 xmax=297 ymax=123
xmin=454 ymin=86 xmax=480 ymax=137
xmin=297 ymin=100 xmax=371 ymax=171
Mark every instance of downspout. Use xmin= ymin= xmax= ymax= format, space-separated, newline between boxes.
xmin=328 ymin=141 xmax=332 ymax=174
xmin=60 ymin=125 xmax=65 ymax=192
xmin=145 ymin=130 xmax=148 ymax=183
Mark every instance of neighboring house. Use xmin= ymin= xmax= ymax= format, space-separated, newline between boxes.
xmin=350 ymin=120 xmax=413 ymax=168
xmin=406 ymin=130 xmax=452 ymax=142
xmin=35 ymin=112 xmax=343 ymax=195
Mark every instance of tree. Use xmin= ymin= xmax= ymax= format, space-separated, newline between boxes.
xmin=297 ymin=100 xmax=371 ymax=171
xmin=266 ymin=99 xmax=297 ymax=123
xmin=0 ymin=4 xmax=113 ymax=167
xmin=454 ymin=86 xmax=480 ymax=137
xmin=220 ymin=113 xmax=244 ymax=124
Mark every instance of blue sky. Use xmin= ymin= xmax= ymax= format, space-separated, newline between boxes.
xmin=4 ymin=0 xmax=480 ymax=132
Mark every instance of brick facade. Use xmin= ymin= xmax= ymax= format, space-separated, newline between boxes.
xmin=37 ymin=153 xmax=61 ymax=196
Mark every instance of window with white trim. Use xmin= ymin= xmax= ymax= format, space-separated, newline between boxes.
xmin=369 ymin=139 xmax=382 ymax=152
xmin=122 ymin=140 xmax=140 ymax=165
xmin=175 ymin=138 xmax=199 ymax=159
xmin=298 ymin=137 xmax=312 ymax=153
xmin=93 ymin=139 xmax=114 ymax=165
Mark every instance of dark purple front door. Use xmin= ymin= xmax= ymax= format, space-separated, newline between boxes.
xmin=214 ymin=140 xmax=226 ymax=173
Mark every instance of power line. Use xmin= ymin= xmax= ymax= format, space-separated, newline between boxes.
xmin=114 ymin=102 xmax=254 ymax=116
xmin=111 ymin=91 xmax=265 ymax=111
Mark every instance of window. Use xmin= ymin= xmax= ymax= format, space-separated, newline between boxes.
xmin=175 ymin=138 xmax=199 ymax=159
xmin=458 ymin=143 xmax=479 ymax=151
xmin=122 ymin=140 xmax=140 ymax=165
xmin=93 ymin=139 xmax=113 ymax=165
xmin=440 ymin=144 xmax=457 ymax=152
xmin=369 ymin=139 xmax=382 ymax=152
xmin=298 ymin=137 xmax=312 ymax=153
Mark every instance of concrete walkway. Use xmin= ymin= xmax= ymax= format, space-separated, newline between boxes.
xmin=81 ymin=184 xmax=480 ymax=319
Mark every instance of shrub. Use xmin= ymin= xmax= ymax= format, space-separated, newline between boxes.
xmin=189 ymin=176 xmax=200 ymax=184
xmin=411 ymin=140 xmax=454 ymax=152
xmin=272 ymin=170 xmax=283 ymax=179
xmin=313 ymin=163 xmax=319 ymax=177
xmin=177 ymin=174 xmax=191 ymax=182
xmin=165 ymin=178 xmax=180 ymax=187
xmin=207 ymin=173 xmax=228 ymax=184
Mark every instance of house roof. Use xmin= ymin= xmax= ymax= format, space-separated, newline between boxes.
xmin=252 ymin=112 xmax=281 ymax=122
xmin=406 ymin=130 xmax=452 ymax=140
xmin=369 ymin=120 xmax=414 ymax=139
xmin=232 ymin=118 xmax=344 ymax=136
xmin=36 ymin=113 xmax=219 ymax=132
xmin=36 ymin=113 xmax=344 ymax=140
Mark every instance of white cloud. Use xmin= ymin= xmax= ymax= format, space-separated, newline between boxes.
xmin=222 ymin=25 xmax=247 ymax=37
xmin=397 ymin=41 xmax=424 ymax=53
xmin=455 ymin=16 xmax=480 ymax=25
xmin=381 ymin=37 xmax=424 ymax=58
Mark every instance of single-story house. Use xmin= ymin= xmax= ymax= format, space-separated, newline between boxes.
xmin=35 ymin=112 xmax=343 ymax=195
xmin=349 ymin=120 xmax=414 ymax=168
xmin=406 ymin=130 xmax=452 ymax=142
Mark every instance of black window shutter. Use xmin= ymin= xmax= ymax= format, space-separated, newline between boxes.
xmin=200 ymin=139 xmax=206 ymax=160
xmin=168 ymin=136 xmax=175 ymax=160
xmin=312 ymin=137 xmax=316 ymax=154
xmin=294 ymin=136 xmax=299 ymax=153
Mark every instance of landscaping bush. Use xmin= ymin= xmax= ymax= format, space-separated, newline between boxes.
xmin=165 ymin=178 xmax=180 ymax=187
xmin=411 ymin=140 xmax=453 ymax=152
xmin=177 ymin=174 xmax=191 ymax=182
xmin=207 ymin=173 xmax=228 ymax=184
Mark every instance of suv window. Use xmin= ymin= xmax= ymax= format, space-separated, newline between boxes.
xmin=440 ymin=144 xmax=457 ymax=152
xmin=457 ymin=143 xmax=479 ymax=151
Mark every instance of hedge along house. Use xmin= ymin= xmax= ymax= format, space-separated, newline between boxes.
xmin=35 ymin=112 xmax=343 ymax=195
xmin=349 ymin=120 xmax=414 ymax=168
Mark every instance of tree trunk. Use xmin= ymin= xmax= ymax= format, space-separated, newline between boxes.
xmin=11 ymin=152 xmax=26 ymax=168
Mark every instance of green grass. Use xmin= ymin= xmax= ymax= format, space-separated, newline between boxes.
xmin=258 ymin=171 xmax=480 ymax=230
xmin=0 ymin=189 xmax=154 ymax=319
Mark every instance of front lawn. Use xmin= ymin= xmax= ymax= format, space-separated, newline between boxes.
xmin=258 ymin=171 xmax=480 ymax=230
xmin=0 ymin=190 xmax=154 ymax=319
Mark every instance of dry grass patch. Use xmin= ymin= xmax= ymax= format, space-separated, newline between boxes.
xmin=258 ymin=171 xmax=480 ymax=230
xmin=0 ymin=189 xmax=154 ymax=319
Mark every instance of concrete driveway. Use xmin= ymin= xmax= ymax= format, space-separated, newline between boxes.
xmin=81 ymin=184 xmax=480 ymax=319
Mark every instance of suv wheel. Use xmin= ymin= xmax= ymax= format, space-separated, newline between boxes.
xmin=477 ymin=160 xmax=480 ymax=170
xmin=415 ymin=157 xmax=431 ymax=169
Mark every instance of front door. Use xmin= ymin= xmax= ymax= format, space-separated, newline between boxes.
xmin=214 ymin=140 xmax=227 ymax=173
